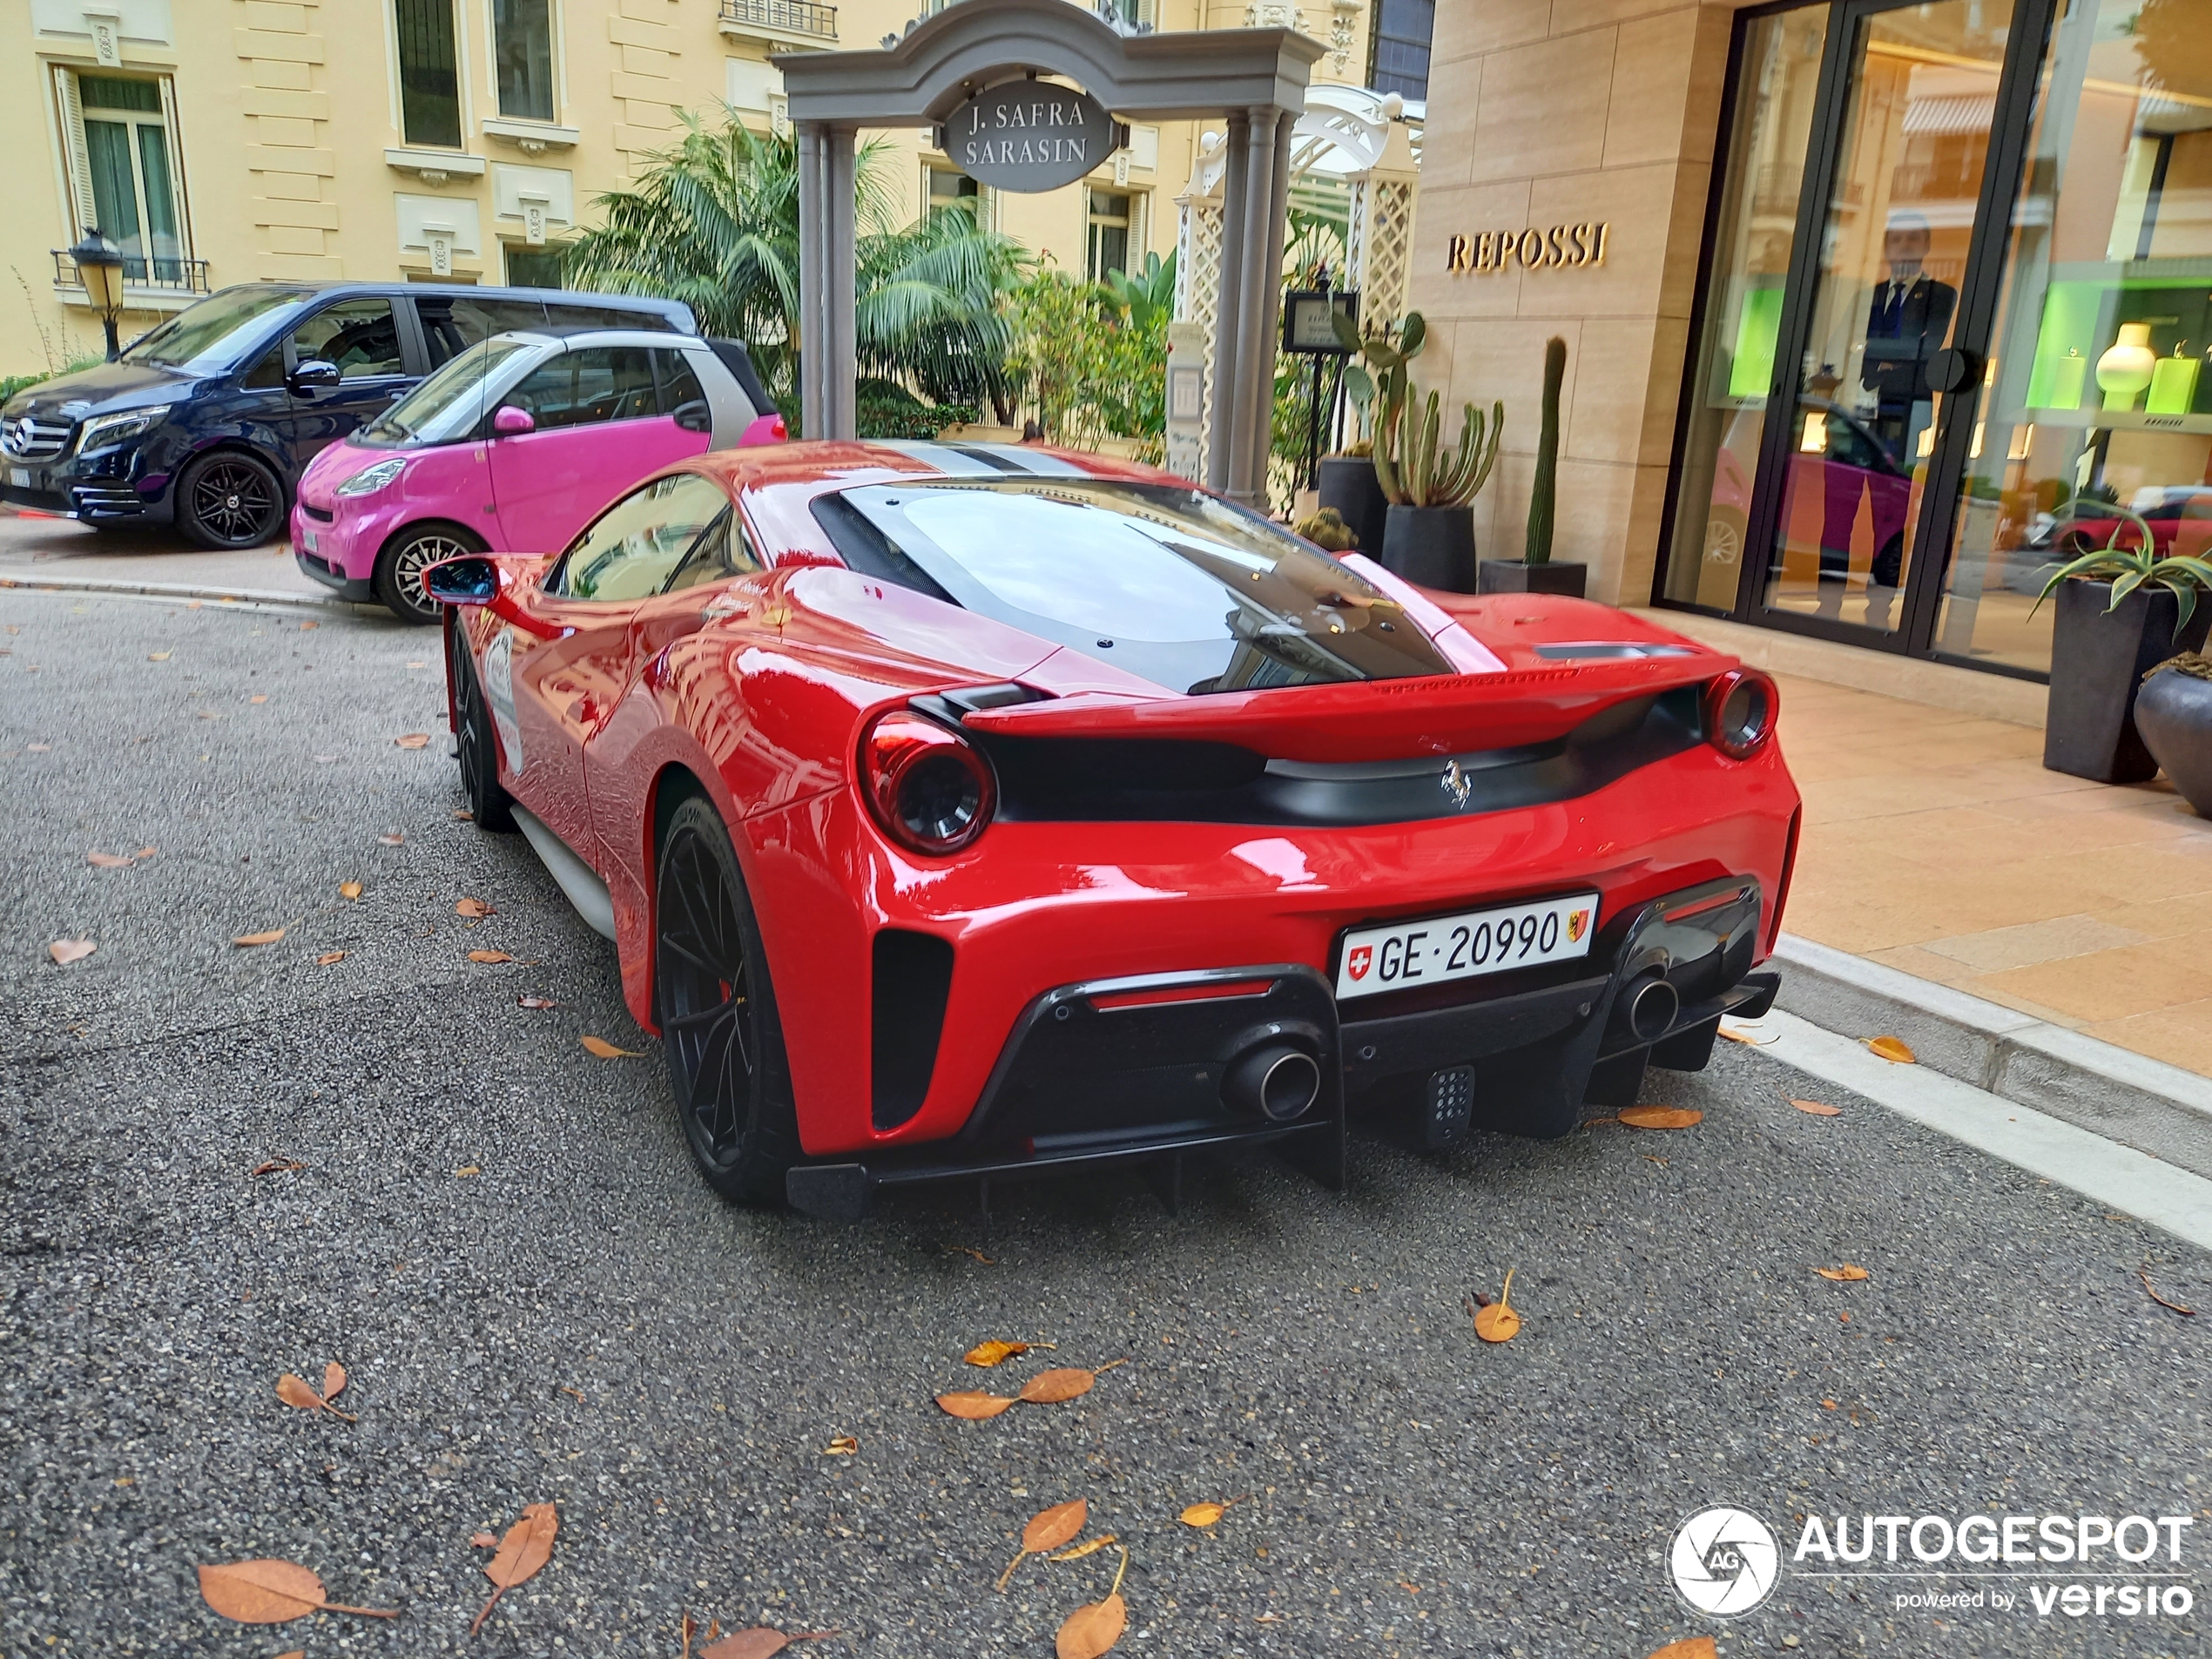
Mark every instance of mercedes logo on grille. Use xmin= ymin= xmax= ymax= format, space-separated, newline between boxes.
xmin=3 ymin=417 xmax=32 ymax=454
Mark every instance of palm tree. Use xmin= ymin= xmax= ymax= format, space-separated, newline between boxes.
xmin=561 ymin=111 xmax=1028 ymax=422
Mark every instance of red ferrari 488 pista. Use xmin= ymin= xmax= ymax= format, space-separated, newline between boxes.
xmin=428 ymin=440 xmax=1799 ymax=1217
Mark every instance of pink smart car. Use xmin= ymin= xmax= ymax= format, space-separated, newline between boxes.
xmin=292 ymin=329 xmax=780 ymax=622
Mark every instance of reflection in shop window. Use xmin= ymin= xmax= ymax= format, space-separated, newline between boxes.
xmin=1938 ymin=0 xmax=2212 ymax=676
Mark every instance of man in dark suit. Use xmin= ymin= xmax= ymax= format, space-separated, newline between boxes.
xmin=1817 ymin=212 xmax=1955 ymax=625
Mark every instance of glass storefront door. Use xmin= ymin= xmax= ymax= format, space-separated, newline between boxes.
xmin=1659 ymin=0 xmax=2208 ymax=680
xmin=1933 ymin=0 xmax=2212 ymax=672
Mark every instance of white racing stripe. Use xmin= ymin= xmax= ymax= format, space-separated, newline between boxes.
xmin=1736 ymin=1009 xmax=2212 ymax=1253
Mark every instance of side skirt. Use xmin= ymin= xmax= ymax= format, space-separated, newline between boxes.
xmin=512 ymin=805 xmax=617 ymax=941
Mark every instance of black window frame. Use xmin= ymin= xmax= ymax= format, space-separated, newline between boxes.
xmin=394 ymin=0 xmax=464 ymax=150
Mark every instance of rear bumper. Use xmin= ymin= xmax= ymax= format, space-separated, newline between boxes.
xmin=784 ymin=874 xmax=1776 ymax=1217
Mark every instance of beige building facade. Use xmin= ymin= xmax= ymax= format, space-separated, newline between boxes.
xmin=1408 ymin=0 xmax=2212 ymax=686
xmin=4 ymin=0 xmax=1376 ymax=377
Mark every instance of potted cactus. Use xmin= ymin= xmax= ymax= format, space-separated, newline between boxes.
xmin=1317 ymin=312 xmax=1420 ymax=555
xmin=1364 ymin=340 xmax=1502 ymax=591
xmin=1480 ymin=335 xmax=1588 ymax=597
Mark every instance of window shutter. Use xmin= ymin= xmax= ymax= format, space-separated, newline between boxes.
xmin=156 ymin=75 xmax=194 ymax=261
xmin=1137 ymin=0 xmax=1157 ymax=24
xmin=52 ymin=65 xmax=97 ymax=239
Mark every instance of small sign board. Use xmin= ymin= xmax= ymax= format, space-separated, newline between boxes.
xmin=947 ymin=81 xmax=1119 ymax=194
xmin=1283 ymin=289 xmax=1358 ymax=354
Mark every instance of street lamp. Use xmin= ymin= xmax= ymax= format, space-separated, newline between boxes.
xmin=68 ymin=228 xmax=126 ymax=361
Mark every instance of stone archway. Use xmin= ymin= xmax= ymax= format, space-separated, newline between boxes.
xmin=775 ymin=0 xmax=1320 ymax=505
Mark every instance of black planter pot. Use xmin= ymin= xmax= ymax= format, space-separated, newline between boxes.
xmin=1318 ymin=456 xmax=1389 ymax=555
xmin=1379 ymin=503 xmax=1477 ymax=591
xmin=1477 ymin=559 xmax=1588 ymax=597
xmin=2044 ymin=581 xmax=2212 ymax=783
xmin=2134 ymin=666 xmax=2212 ymax=816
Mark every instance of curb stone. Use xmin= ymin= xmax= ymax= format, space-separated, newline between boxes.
xmin=0 ymin=572 xmax=352 ymax=611
xmin=1770 ymin=933 xmax=2212 ymax=1182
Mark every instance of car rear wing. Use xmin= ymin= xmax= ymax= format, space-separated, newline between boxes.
xmin=957 ymin=654 xmax=1744 ymax=765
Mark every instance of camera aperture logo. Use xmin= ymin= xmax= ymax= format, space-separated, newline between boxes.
xmin=1669 ymin=1506 xmax=1782 ymax=1615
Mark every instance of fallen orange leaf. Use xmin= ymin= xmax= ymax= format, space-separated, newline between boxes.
xmin=473 ymin=1502 xmax=557 ymax=1635
xmin=1790 ymin=1097 xmax=1842 ymax=1116
xmin=195 ymin=1560 xmax=394 ymax=1624
xmin=250 ymin=695 xmax=268 ymax=705
xmin=339 ymin=880 xmax=363 ymax=900
xmin=1618 ymin=1106 xmax=1703 ymax=1130
xmin=1867 ymin=1035 xmax=1916 ymax=1064
xmin=467 ymin=949 xmax=514 ymax=964
xmin=1645 ymin=1641 xmax=1719 ymax=1659
xmin=1180 ymin=1501 xmax=1239 ymax=1527
xmin=935 ymin=1391 xmax=1015 ymax=1420
xmin=821 ymin=1435 xmax=859 ymax=1455
xmin=1474 ymin=1267 xmax=1521 ymax=1343
xmin=317 ymin=951 xmax=347 ymax=966
xmin=581 ymin=1035 xmax=643 ymax=1058
xmin=394 ymin=733 xmax=431 ymax=749
xmin=455 ymin=896 xmax=494 ymax=917
xmin=698 ymin=1629 xmax=838 ymax=1659
xmin=377 ymin=833 xmax=404 ymax=846
xmin=1049 ymin=1534 xmax=1118 ymax=1562
xmin=1055 ymin=1547 xmax=1130 ymax=1659
xmin=250 ymin=1159 xmax=304 ymax=1177
xmin=47 ymin=939 xmax=96 ymax=965
xmin=1815 ymin=1264 xmax=1871 ymax=1282
xmin=999 ymin=1498 xmax=1088 ymax=1589
xmin=518 ymin=995 xmax=557 ymax=1008
xmin=964 ymin=1339 xmax=1035 ymax=1367
xmin=455 ymin=1165 xmax=482 ymax=1177
xmin=86 ymin=850 xmax=134 ymax=867
xmin=233 ymin=928 xmax=286 ymax=948
xmin=1020 ymin=1368 xmax=1099 ymax=1403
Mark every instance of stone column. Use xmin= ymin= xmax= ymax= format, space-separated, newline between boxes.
xmin=1208 ymin=112 xmax=1251 ymax=495
xmin=1224 ymin=105 xmax=1280 ymax=507
xmin=1247 ymin=107 xmax=1294 ymax=503
xmin=797 ymin=120 xmax=826 ymax=441
xmin=826 ymin=125 xmax=860 ymax=441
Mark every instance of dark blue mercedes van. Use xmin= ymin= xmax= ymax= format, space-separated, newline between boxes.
xmin=0 ymin=282 xmax=693 ymax=549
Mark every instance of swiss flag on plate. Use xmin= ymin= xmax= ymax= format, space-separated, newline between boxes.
xmin=1346 ymin=945 xmax=1372 ymax=981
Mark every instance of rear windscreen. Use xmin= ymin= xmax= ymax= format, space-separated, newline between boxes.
xmin=819 ymin=478 xmax=1454 ymax=695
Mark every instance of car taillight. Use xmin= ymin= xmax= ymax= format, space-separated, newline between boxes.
xmin=860 ymin=709 xmax=996 ymax=855
xmin=1704 ymin=669 xmax=1778 ymax=760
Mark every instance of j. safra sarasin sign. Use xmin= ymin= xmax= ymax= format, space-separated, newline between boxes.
xmin=948 ymin=82 xmax=1122 ymax=193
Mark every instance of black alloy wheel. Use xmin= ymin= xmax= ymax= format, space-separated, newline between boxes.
xmin=448 ymin=622 xmax=516 ymax=833
xmin=655 ymin=794 xmax=799 ymax=1206
xmin=377 ymin=523 xmax=478 ymax=624
xmin=178 ymin=451 xmax=284 ymax=549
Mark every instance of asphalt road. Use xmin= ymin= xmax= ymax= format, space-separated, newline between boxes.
xmin=3 ymin=589 xmax=2207 ymax=1659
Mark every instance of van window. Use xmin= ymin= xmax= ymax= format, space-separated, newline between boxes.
xmin=415 ymin=294 xmax=550 ymax=366
xmin=543 ymin=302 xmax=674 ymax=334
xmin=290 ymin=299 xmax=404 ymax=378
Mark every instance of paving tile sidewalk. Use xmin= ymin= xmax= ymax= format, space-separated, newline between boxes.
xmin=0 ymin=503 xmax=320 ymax=600
xmin=1777 ymin=672 xmax=2212 ymax=1078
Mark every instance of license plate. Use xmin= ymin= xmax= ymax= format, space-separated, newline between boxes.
xmin=8 ymin=468 xmax=29 ymax=489
xmin=301 ymin=529 xmax=319 ymax=554
xmin=1335 ymin=892 xmax=1600 ymax=1000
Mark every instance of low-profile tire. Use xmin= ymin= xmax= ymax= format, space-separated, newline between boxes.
xmin=176 ymin=449 xmax=286 ymax=549
xmin=376 ymin=522 xmax=479 ymax=624
xmin=448 ymin=621 xmax=516 ymax=833
xmin=655 ymin=793 xmax=800 ymax=1207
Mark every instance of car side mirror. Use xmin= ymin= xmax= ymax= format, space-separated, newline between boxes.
xmin=493 ymin=404 xmax=536 ymax=437
xmin=288 ymin=358 xmax=341 ymax=392
xmin=422 ymin=555 xmax=498 ymax=604
xmin=673 ymin=399 xmax=711 ymax=435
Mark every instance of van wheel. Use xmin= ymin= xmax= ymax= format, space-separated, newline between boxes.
xmin=376 ymin=523 xmax=479 ymax=624
xmin=177 ymin=451 xmax=285 ymax=549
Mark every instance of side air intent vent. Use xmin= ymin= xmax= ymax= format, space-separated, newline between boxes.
xmin=871 ymin=928 xmax=955 ymax=1130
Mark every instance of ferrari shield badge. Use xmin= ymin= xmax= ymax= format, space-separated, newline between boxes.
xmin=1346 ymin=944 xmax=1372 ymax=981
xmin=1439 ymin=759 xmax=1472 ymax=810
xmin=1567 ymin=907 xmax=1590 ymax=943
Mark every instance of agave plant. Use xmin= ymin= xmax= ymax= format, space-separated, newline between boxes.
xmin=2030 ymin=499 xmax=2212 ymax=628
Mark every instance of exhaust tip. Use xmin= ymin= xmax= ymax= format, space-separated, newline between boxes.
xmin=1225 ymin=1043 xmax=1322 ymax=1122
xmin=1626 ymin=975 xmax=1680 ymax=1043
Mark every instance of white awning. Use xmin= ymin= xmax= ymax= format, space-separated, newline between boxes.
xmin=1902 ymin=93 xmax=1996 ymax=134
